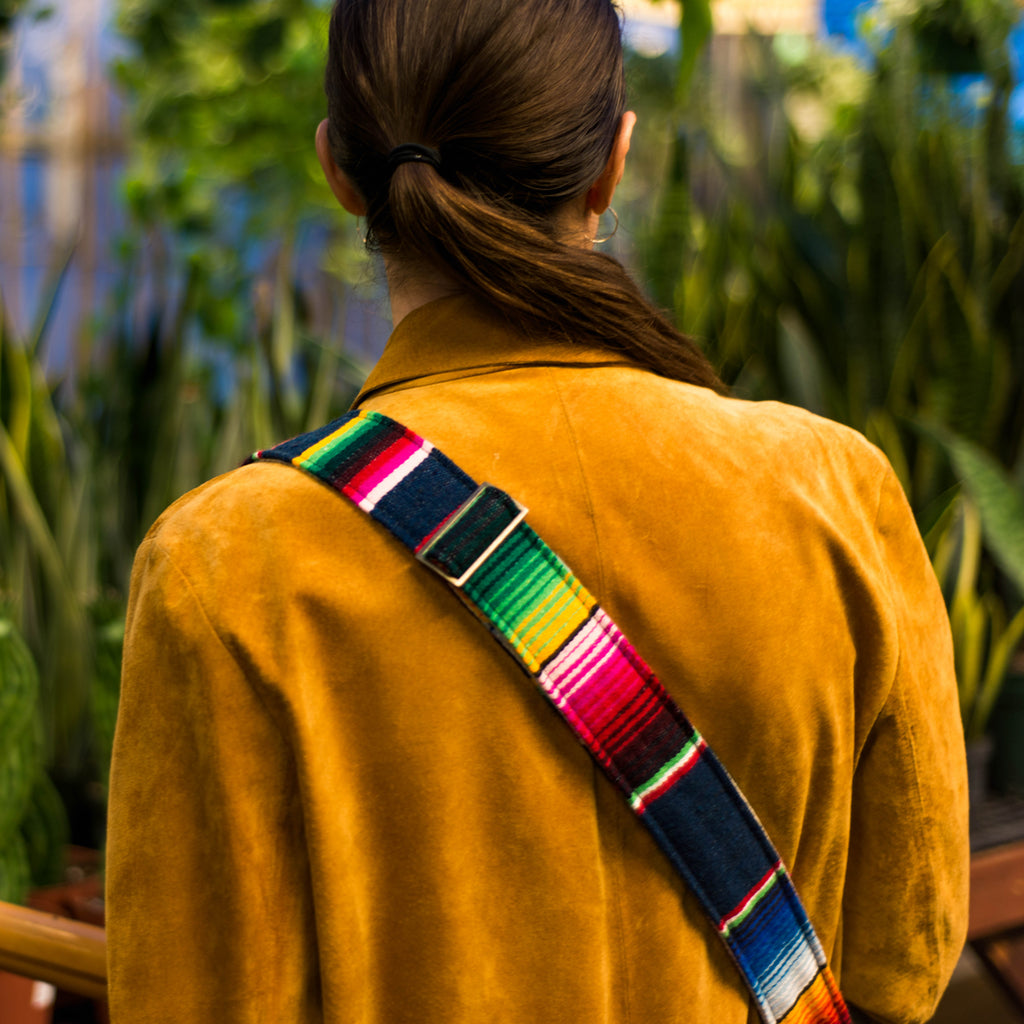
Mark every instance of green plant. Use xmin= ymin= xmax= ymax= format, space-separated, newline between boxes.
xmin=925 ymin=428 xmax=1024 ymax=738
xmin=632 ymin=1 xmax=1023 ymax=519
xmin=2 ymin=0 xmax=373 ymax=856
xmin=0 ymin=618 xmax=68 ymax=903
xmin=1 ymin=242 xmax=369 ymax=848
xmin=627 ymin=0 xmax=1024 ymax=742
xmin=111 ymin=0 xmax=364 ymax=372
xmin=0 ymin=260 xmax=95 ymax=782
xmin=930 ymin=494 xmax=1024 ymax=739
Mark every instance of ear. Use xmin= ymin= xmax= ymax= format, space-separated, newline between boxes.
xmin=585 ymin=111 xmax=636 ymax=216
xmin=316 ymin=119 xmax=368 ymax=217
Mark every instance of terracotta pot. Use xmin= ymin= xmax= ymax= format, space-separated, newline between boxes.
xmin=0 ymin=970 xmax=55 ymax=1024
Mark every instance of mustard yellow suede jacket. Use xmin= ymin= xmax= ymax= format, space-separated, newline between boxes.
xmin=107 ymin=295 xmax=969 ymax=1024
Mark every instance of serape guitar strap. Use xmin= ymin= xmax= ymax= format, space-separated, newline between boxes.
xmin=249 ymin=409 xmax=852 ymax=1024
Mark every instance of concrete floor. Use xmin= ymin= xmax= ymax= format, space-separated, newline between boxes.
xmin=931 ymin=947 xmax=1021 ymax=1023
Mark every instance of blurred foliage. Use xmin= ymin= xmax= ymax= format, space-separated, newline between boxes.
xmin=112 ymin=0 xmax=367 ymax=367
xmin=113 ymin=0 xmax=334 ymax=234
xmin=1 ymin=1 xmax=366 ymax=849
xmin=927 ymin=436 xmax=1024 ymax=739
xmin=0 ymin=257 xmax=96 ymax=784
xmin=0 ymin=618 xmax=69 ymax=902
xmin=0 ymin=1 xmax=52 ymax=90
xmin=1 ymin=224 xmax=368 ymax=775
xmin=0 ymin=0 xmax=370 ymax=855
xmin=628 ymin=0 xmax=1024 ymax=739
xmin=901 ymin=0 xmax=1020 ymax=77
xmin=0 ymin=247 xmax=367 ymax=853
xmin=4 ymin=0 xmax=1024 ymax=865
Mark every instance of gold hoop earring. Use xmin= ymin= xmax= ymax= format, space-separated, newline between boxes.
xmin=593 ymin=207 xmax=619 ymax=244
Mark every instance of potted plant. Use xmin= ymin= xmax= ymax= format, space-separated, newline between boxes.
xmin=925 ymin=432 xmax=1024 ymax=801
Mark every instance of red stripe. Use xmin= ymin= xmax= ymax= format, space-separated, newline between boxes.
xmin=343 ymin=433 xmax=418 ymax=502
xmin=719 ymin=861 xmax=781 ymax=930
xmin=634 ymin=738 xmax=706 ymax=810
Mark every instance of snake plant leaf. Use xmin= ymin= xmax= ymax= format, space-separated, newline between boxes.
xmin=777 ymin=307 xmax=826 ymax=417
xmin=921 ymin=423 xmax=1024 ymax=599
xmin=971 ymin=602 xmax=1024 ymax=739
xmin=674 ymin=0 xmax=713 ymax=101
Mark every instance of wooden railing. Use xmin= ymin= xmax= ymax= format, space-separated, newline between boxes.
xmin=0 ymin=900 xmax=106 ymax=1001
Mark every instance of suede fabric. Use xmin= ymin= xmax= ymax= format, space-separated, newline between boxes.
xmin=107 ymin=295 xmax=969 ymax=1024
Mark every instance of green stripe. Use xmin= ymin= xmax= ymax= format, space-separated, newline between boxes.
xmin=511 ymin=566 xmax=589 ymax=659
xmin=492 ymin=531 xmax=590 ymax=659
xmin=470 ymin=531 xmax=564 ymax=638
xmin=299 ymin=414 xmax=384 ymax=474
xmin=468 ymin=529 xmax=550 ymax=616
xmin=721 ymin=868 xmax=781 ymax=937
xmin=630 ymin=733 xmax=702 ymax=804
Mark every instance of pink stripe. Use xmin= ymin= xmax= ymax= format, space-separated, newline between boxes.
xmin=560 ymin=648 xmax=645 ymax=737
xmin=344 ymin=435 xmax=422 ymax=505
xmin=536 ymin=615 xmax=688 ymax=791
xmin=541 ymin=617 xmax=620 ymax=700
xmin=563 ymin=623 xmax=646 ymax=720
xmin=549 ymin=637 xmax=631 ymax=714
xmin=540 ymin=610 xmax=671 ymax=768
xmin=598 ymin=683 xmax=666 ymax=757
xmin=575 ymin=618 xmax=672 ymax=756
xmin=555 ymin=700 xmax=615 ymax=771
xmin=543 ymin=613 xmax=638 ymax=707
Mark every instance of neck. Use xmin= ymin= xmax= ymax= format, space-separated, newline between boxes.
xmin=385 ymin=260 xmax=464 ymax=327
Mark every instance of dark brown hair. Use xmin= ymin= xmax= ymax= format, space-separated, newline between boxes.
xmin=324 ymin=0 xmax=722 ymax=390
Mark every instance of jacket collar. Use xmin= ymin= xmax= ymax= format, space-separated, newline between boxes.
xmin=352 ymin=294 xmax=635 ymax=406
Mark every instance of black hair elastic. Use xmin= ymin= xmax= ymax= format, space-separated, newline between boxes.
xmin=386 ymin=143 xmax=442 ymax=172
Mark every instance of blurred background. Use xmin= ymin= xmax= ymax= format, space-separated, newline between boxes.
xmin=0 ymin=0 xmax=1023 ymax=1018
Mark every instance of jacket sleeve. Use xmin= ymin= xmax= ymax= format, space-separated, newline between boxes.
xmin=838 ymin=467 xmax=970 ymax=1023
xmin=106 ymin=537 xmax=321 ymax=1024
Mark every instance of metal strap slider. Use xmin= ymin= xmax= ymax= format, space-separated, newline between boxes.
xmin=415 ymin=483 xmax=528 ymax=588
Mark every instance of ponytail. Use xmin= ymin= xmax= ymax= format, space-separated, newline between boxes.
xmin=325 ymin=0 xmax=723 ymax=392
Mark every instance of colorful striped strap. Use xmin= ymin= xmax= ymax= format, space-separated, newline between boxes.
xmin=249 ymin=409 xmax=852 ymax=1024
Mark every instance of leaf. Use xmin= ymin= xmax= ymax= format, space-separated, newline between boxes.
xmin=925 ymin=426 xmax=1024 ymax=599
xmin=970 ymin=602 xmax=1024 ymax=738
xmin=675 ymin=0 xmax=713 ymax=101
xmin=776 ymin=306 xmax=825 ymax=415
xmin=0 ymin=421 xmax=70 ymax=598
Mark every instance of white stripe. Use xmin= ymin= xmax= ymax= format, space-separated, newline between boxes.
xmin=540 ymin=616 xmax=606 ymax=689
xmin=356 ymin=441 xmax=432 ymax=512
xmin=720 ymin=867 xmax=781 ymax=934
xmin=540 ymin=610 xmax=619 ymax=694
xmin=541 ymin=621 xmax=619 ymax=707
xmin=630 ymin=739 xmax=702 ymax=810
xmin=762 ymin=935 xmax=820 ymax=1017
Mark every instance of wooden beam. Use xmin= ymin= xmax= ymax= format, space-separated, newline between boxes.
xmin=0 ymin=901 xmax=105 ymax=1001
xmin=970 ymin=842 xmax=1024 ymax=942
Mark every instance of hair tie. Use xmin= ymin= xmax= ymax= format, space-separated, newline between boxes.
xmin=387 ymin=143 xmax=441 ymax=172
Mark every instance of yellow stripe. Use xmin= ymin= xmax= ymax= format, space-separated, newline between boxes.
xmin=514 ymin=577 xmax=594 ymax=668
xmin=295 ymin=414 xmax=368 ymax=465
